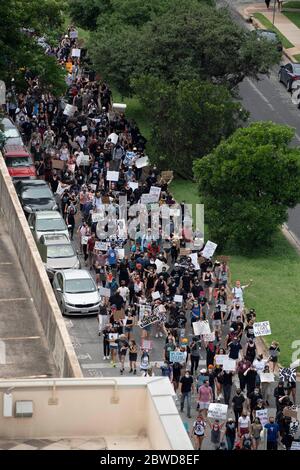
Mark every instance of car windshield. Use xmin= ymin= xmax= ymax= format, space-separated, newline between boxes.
xmin=6 ymin=156 xmax=33 ymax=167
xmin=22 ymin=186 xmax=53 ymax=200
xmin=65 ymin=278 xmax=96 ymax=294
xmin=36 ymin=218 xmax=66 ymax=231
xmin=4 ymin=128 xmax=20 ymax=138
xmin=47 ymin=244 xmax=75 ymax=258
xmin=260 ymin=32 xmax=276 ymax=41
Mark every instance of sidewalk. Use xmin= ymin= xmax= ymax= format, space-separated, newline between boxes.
xmin=240 ymin=3 xmax=300 ymax=60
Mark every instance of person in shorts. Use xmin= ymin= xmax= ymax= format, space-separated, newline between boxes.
xmin=191 ymin=414 xmax=206 ymax=450
xmin=197 ymin=380 xmax=213 ymax=418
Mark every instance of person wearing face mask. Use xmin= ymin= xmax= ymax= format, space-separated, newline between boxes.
xmin=238 ymin=411 xmax=251 ymax=438
xmin=264 ymin=417 xmax=280 ymax=450
xmin=180 ymin=370 xmax=194 ymax=419
xmin=232 ymin=389 xmax=245 ymax=426
xmin=228 ymin=337 xmax=242 ymax=360
xmin=274 ymin=381 xmax=286 ymax=411
xmin=225 ymin=418 xmax=236 ymax=450
xmin=248 ymin=388 xmax=263 ymax=423
xmin=190 ymin=414 xmax=206 ymax=450
xmin=244 ymin=365 xmax=259 ymax=398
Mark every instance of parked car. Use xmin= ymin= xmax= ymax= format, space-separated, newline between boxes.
xmin=28 ymin=211 xmax=70 ymax=242
xmin=1 ymin=117 xmax=23 ymax=146
xmin=52 ymin=269 xmax=101 ymax=315
xmin=3 ymin=144 xmax=36 ymax=180
xmin=39 ymin=234 xmax=80 ymax=280
xmin=279 ymin=62 xmax=300 ymax=91
xmin=15 ymin=180 xmax=57 ymax=215
xmin=253 ymin=29 xmax=282 ymax=52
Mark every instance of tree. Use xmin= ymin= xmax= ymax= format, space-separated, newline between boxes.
xmin=132 ymin=76 xmax=248 ymax=176
xmin=193 ymin=122 xmax=300 ymax=252
xmin=68 ymin=0 xmax=111 ymax=30
xmin=0 ymin=0 xmax=66 ymax=95
xmin=89 ymin=0 xmax=280 ymax=94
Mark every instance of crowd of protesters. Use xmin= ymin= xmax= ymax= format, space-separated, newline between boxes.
xmin=3 ymin=24 xmax=299 ymax=451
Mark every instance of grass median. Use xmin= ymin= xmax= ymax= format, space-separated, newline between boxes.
xmin=283 ymin=1 xmax=300 ymax=8
xmin=253 ymin=13 xmax=294 ymax=49
xmin=171 ymin=178 xmax=300 ymax=366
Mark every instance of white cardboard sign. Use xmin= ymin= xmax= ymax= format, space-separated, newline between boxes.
xmin=208 ymin=403 xmax=228 ymax=421
xmin=135 ymin=156 xmax=149 ymax=168
xmin=202 ymin=240 xmax=217 ymax=259
xmin=99 ymin=287 xmax=111 ymax=297
xmin=203 ymin=332 xmax=216 ymax=342
xmin=152 ymin=291 xmax=161 ymax=300
xmin=256 ymin=409 xmax=268 ymax=427
xmin=215 ymin=355 xmax=229 ymax=365
xmin=63 ymin=104 xmax=77 ymax=117
xmin=253 ymin=321 xmax=271 ymax=337
xmin=174 ymin=295 xmax=183 ymax=304
xmin=129 ymin=182 xmax=139 ymax=191
xmin=193 ymin=320 xmax=211 ymax=336
xmin=95 ymin=242 xmax=108 ymax=251
xmin=71 ymin=48 xmax=81 ymax=57
xmin=107 ymin=133 xmax=118 ymax=145
xmin=260 ymin=372 xmax=275 ymax=383
xmin=106 ymin=171 xmax=119 ymax=182
xmin=222 ymin=358 xmax=237 ymax=371
xmin=92 ymin=213 xmax=103 ymax=223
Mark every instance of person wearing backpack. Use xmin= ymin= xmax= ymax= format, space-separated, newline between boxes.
xmin=191 ymin=415 xmax=206 ymax=450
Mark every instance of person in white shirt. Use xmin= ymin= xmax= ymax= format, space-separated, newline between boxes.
xmin=117 ymin=281 xmax=129 ymax=304
xmin=238 ymin=412 xmax=251 ymax=437
xmin=253 ymin=355 xmax=266 ymax=375
xmin=232 ymin=280 xmax=252 ymax=303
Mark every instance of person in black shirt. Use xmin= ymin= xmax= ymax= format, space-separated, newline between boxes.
xmin=232 ymin=389 xmax=245 ymax=427
xmin=180 ymin=370 xmax=194 ymax=418
xmin=222 ymin=371 xmax=233 ymax=405
xmin=172 ymin=362 xmax=182 ymax=392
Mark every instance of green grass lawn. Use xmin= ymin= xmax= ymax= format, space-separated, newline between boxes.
xmin=293 ymin=53 xmax=300 ymax=62
xmin=283 ymin=1 xmax=300 ymax=8
xmin=253 ymin=13 xmax=294 ymax=48
xmin=283 ymin=10 xmax=300 ymax=29
xmin=229 ymin=232 xmax=300 ymax=366
xmin=170 ymin=179 xmax=300 ymax=366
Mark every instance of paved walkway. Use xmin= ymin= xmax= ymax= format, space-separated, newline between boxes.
xmin=0 ymin=218 xmax=57 ymax=378
xmin=241 ymin=3 xmax=300 ymax=57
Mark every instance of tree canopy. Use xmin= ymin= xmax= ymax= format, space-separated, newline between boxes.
xmin=0 ymin=0 xmax=66 ymax=95
xmin=193 ymin=122 xmax=300 ymax=252
xmin=88 ymin=0 xmax=280 ymax=95
xmin=132 ymin=76 xmax=248 ymax=176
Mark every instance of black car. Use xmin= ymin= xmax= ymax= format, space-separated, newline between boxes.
xmin=252 ymin=29 xmax=283 ymax=52
xmin=15 ymin=180 xmax=58 ymax=216
xmin=279 ymin=62 xmax=300 ymax=91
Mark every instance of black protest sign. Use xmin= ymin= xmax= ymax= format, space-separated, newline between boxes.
xmin=279 ymin=367 xmax=297 ymax=382
xmin=139 ymin=313 xmax=160 ymax=329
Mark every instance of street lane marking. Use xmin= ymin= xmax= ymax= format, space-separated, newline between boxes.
xmin=81 ymin=360 xmax=207 ymax=369
xmin=0 ymin=297 xmax=32 ymax=302
xmin=246 ymin=78 xmax=275 ymax=111
xmin=0 ymin=336 xmax=41 ymax=341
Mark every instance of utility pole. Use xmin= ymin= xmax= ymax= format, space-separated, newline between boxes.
xmin=272 ymin=0 xmax=276 ymax=25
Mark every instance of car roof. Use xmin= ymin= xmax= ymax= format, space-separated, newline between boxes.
xmin=41 ymin=234 xmax=70 ymax=244
xmin=17 ymin=179 xmax=48 ymax=187
xmin=60 ymin=269 xmax=93 ymax=280
xmin=35 ymin=211 xmax=63 ymax=219
xmin=1 ymin=118 xmax=16 ymax=129
xmin=4 ymin=145 xmax=30 ymax=157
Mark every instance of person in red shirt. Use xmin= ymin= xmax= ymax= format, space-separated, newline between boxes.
xmin=87 ymin=233 xmax=96 ymax=269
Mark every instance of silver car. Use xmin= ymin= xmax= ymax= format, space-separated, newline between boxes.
xmin=39 ymin=234 xmax=80 ymax=280
xmin=28 ymin=210 xmax=70 ymax=242
xmin=52 ymin=269 xmax=101 ymax=315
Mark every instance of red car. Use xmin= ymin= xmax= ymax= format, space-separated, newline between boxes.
xmin=3 ymin=145 xmax=37 ymax=180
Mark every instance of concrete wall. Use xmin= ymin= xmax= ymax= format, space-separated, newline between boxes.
xmin=0 ymin=154 xmax=82 ymax=378
xmin=0 ymin=379 xmax=145 ymax=439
